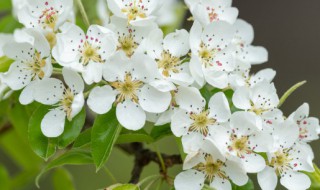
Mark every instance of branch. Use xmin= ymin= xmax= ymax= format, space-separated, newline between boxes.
xmin=117 ymin=143 xmax=182 ymax=184
xmin=0 ymin=123 xmax=12 ymax=135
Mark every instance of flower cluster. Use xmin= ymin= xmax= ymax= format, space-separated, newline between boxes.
xmin=0 ymin=0 xmax=319 ymax=189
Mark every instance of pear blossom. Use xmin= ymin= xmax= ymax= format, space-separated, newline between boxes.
xmin=189 ymin=20 xmax=235 ymax=88
xmin=17 ymin=0 xmax=74 ymax=31
xmin=232 ymin=19 xmax=268 ymax=65
xmin=88 ymin=52 xmax=171 ymax=130
xmin=288 ymin=103 xmax=320 ymax=142
xmin=0 ymin=29 xmax=52 ymax=104
xmin=258 ymin=120 xmax=314 ymax=190
xmin=108 ymin=16 xmax=158 ymax=57
xmin=0 ymin=34 xmax=14 ymax=56
xmin=171 ymin=90 xmax=231 ymax=137
xmin=107 ymin=0 xmax=161 ymax=26
xmin=52 ymin=23 xmax=117 ymax=84
xmin=185 ymin=0 xmax=238 ymax=26
xmin=31 ymin=68 xmax=85 ymax=137
xmin=175 ymin=138 xmax=248 ymax=190
xmin=232 ymin=81 xmax=284 ymax=130
xmin=209 ymin=111 xmax=273 ymax=173
xmin=146 ymin=29 xmax=193 ymax=87
xmin=155 ymin=0 xmax=180 ymax=26
xmin=97 ymin=0 xmax=111 ymax=26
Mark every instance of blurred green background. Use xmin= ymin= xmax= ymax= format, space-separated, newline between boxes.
xmin=1 ymin=0 xmax=320 ymax=189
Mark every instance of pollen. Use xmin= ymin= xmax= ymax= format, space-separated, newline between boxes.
xmin=198 ymin=42 xmax=219 ymax=68
xmin=121 ymin=4 xmax=147 ymax=23
xmin=196 ymin=154 xmax=227 ymax=182
xmin=27 ymin=51 xmax=47 ymax=80
xmin=157 ymin=51 xmax=181 ymax=77
xmin=270 ymin=150 xmax=293 ymax=175
xmin=110 ymin=74 xmax=143 ymax=103
xmin=80 ymin=41 xmax=102 ymax=66
xmin=229 ymin=135 xmax=251 ymax=157
xmin=60 ymin=88 xmax=74 ymax=121
xmin=189 ymin=110 xmax=216 ymax=136
xmin=39 ymin=7 xmax=58 ymax=29
xmin=117 ymin=35 xmax=138 ymax=57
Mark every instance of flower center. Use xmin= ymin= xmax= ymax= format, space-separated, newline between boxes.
xmin=270 ymin=150 xmax=293 ymax=175
xmin=118 ymin=35 xmax=138 ymax=57
xmin=299 ymin=127 xmax=309 ymax=140
xmin=228 ymin=135 xmax=251 ymax=157
xmin=157 ymin=51 xmax=181 ymax=77
xmin=196 ymin=155 xmax=227 ymax=182
xmin=39 ymin=7 xmax=58 ymax=29
xmin=198 ymin=42 xmax=219 ymax=68
xmin=80 ymin=41 xmax=102 ymax=66
xmin=27 ymin=51 xmax=47 ymax=80
xmin=111 ymin=74 xmax=143 ymax=103
xmin=189 ymin=110 xmax=216 ymax=136
xmin=206 ymin=7 xmax=219 ymax=22
xmin=60 ymin=88 xmax=74 ymax=120
xmin=45 ymin=32 xmax=57 ymax=49
xmin=121 ymin=3 xmax=147 ymax=23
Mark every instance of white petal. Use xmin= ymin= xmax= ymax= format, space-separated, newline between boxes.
xmin=202 ymin=21 xmax=234 ymax=50
xmin=280 ymin=171 xmax=311 ymax=190
xmin=1 ymin=61 xmax=33 ymax=90
xmin=139 ymin=84 xmax=171 ymax=113
xmin=242 ymin=153 xmax=266 ymax=173
xmin=233 ymin=19 xmax=254 ymax=44
xmin=33 ymin=78 xmax=64 ymax=105
xmin=183 ymin=151 xmax=205 ymax=170
xmin=116 ymin=100 xmax=146 ymax=130
xmin=0 ymin=34 xmax=13 ymax=56
xmin=82 ymin=61 xmax=104 ymax=84
xmin=149 ymin=80 xmax=176 ymax=92
xmin=292 ymin=103 xmax=309 ymax=122
xmin=62 ymin=67 xmax=84 ymax=93
xmin=19 ymin=81 xmax=37 ymax=105
xmin=204 ymin=70 xmax=229 ymax=89
xmin=41 ymin=109 xmax=66 ymax=138
xmin=250 ymin=68 xmax=276 ymax=87
xmin=273 ymin=119 xmax=299 ymax=149
xmin=88 ymin=86 xmax=116 ymax=114
xmin=208 ymin=92 xmax=231 ymax=122
xmin=155 ymin=108 xmax=174 ymax=126
xmin=189 ymin=55 xmax=205 ymax=87
xmin=174 ymin=169 xmax=205 ymax=190
xmin=230 ymin=111 xmax=261 ymax=135
xmin=210 ymin=177 xmax=231 ymax=190
xmin=182 ymin=132 xmax=205 ymax=153
xmin=145 ymin=28 xmax=164 ymax=59
xmin=70 ymin=93 xmax=84 ymax=119
xmin=163 ymin=29 xmax=190 ymax=57
xmin=175 ymin=86 xmax=205 ymax=113
xmin=232 ymin=87 xmax=251 ymax=110
xmin=257 ymin=166 xmax=278 ymax=190
xmin=243 ymin=46 xmax=268 ymax=65
xmin=224 ymin=159 xmax=248 ymax=186
xmin=171 ymin=109 xmax=193 ymax=137
xmin=189 ymin=21 xmax=202 ymax=53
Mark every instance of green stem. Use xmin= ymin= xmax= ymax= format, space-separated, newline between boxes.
xmin=154 ymin=145 xmax=166 ymax=173
xmin=136 ymin=174 xmax=161 ymax=187
xmin=278 ymin=80 xmax=307 ymax=108
xmin=145 ymin=177 xmax=160 ymax=190
xmin=53 ymin=67 xmax=62 ymax=74
xmin=76 ymin=0 xmax=90 ymax=28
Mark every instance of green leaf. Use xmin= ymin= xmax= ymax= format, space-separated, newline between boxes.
xmin=150 ymin=124 xmax=172 ymax=141
xmin=305 ymin=164 xmax=320 ymax=189
xmin=73 ymin=128 xmax=92 ymax=148
xmin=0 ymin=56 xmax=14 ymax=72
xmin=0 ymin=165 xmax=10 ymax=190
xmin=36 ymin=150 xmax=93 ymax=187
xmin=113 ymin=184 xmax=140 ymax=190
xmin=52 ymin=168 xmax=75 ymax=190
xmin=28 ymin=105 xmax=57 ymax=160
xmin=0 ymin=15 xmax=22 ymax=33
xmin=232 ymin=179 xmax=254 ymax=190
xmin=117 ymin=129 xmax=154 ymax=144
xmin=0 ymin=0 xmax=12 ymax=11
xmin=278 ymin=80 xmax=306 ymax=108
xmin=92 ymin=108 xmax=122 ymax=171
xmin=58 ymin=108 xmax=86 ymax=148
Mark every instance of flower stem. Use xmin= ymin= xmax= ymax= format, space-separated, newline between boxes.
xmin=278 ymin=80 xmax=307 ymax=108
xmin=53 ymin=67 xmax=62 ymax=74
xmin=154 ymin=145 xmax=166 ymax=173
xmin=76 ymin=0 xmax=90 ymax=28
xmin=103 ymin=166 xmax=117 ymax=184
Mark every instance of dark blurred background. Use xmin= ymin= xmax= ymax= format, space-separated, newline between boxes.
xmin=1 ymin=0 xmax=320 ymax=190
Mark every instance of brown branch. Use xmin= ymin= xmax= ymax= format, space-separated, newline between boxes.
xmin=0 ymin=123 xmax=12 ymax=135
xmin=117 ymin=143 xmax=182 ymax=184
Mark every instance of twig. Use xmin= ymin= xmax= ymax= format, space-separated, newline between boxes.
xmin=0 ymin=123 xmax=12 ymax=135
xmin=117 ymin=143 xmax=182 ymax=184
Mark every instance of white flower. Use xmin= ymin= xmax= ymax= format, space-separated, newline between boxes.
xmin=88 ymin=52 xmax=171 ymax=130
xmin=288 ymin=103 xmax=320 ymax=142
xmin=32 ymin=68 xmax=85 ymax=137
xmin=52 ymin=23 xmax=118 ymax=84
xmin=209 ymin=111 xmax=273 ymax=173
xmin=229 ymin=65 xmax=276 ymax=90
xmin=171 ymin=89 xmax=231 ymax=137
xmin=155 ymin=0 xmax=180 ymax=26
xmin=97 ymin=0 xmax=111 ymax=26
xmin=232 ymin=19 xmax=268 ymax=65
xmin=175 ymin=138 xmax=248 ymax=190
xmin=189 ymin=21 xmax=235 ymax=88
xmin=258 ymin=120 xmax=314 ymax=190
xmin=11 ymin=0 xmax=27 ymax=18
xmin=0 ymin=33 xmax=14 ymax=56
xmin=0 ymin=29 xmax=52 ymax=105
xmin=232 ymin=81 xmax=284 ymax=131
xmin=107 ymin=0 xmax=161 ymax=26
xmin=108 ymin=16 xmax=158 ymax=57
xmin=145 ymin=29 xmax=193 ymax=87
xmin=17 ymin=0 xmax=74 ymax=31
xmin=185 ymin=0 xmax=238 ymax=26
